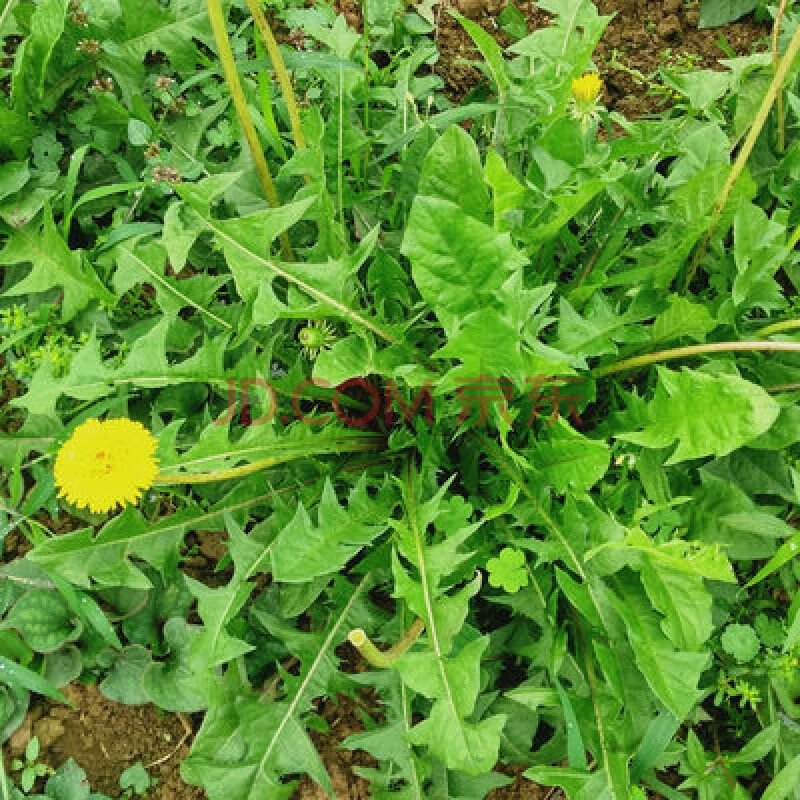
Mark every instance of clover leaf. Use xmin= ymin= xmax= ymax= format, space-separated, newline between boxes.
xmin=486 ymin=548 xmax=528 ymax=593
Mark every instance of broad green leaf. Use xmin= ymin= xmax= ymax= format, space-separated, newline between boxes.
xmin=390 ymin=476 xmax=504 ymax=774
xmin=650 ymin=297 xmax=717 ymax=344
xmin=688 ymin=475 xmax=797 ymax=560
xmin=43 ymin=645 xmax=83 ymax=688
xmin=720 ymin=624 xmax=760 ymax=664
xmin=619 ymin=368 xmax=780 ymax=464
xmin=28 ymin=485 xmax=280 ymax=588
xmin=396 ymin=634 xmax=487 ymax=713
xmin=610 ymin=576 xmax=707 ymax=719
xmin=732 ymin=203 xmax=787 ymax=309
xmin=699 ymin=0 xmax=757 ymax=27
xmin=416 ymin=125 xmax=489 ymax=220
xmin=10 ymin=0 xmax=67 ymax=112
xmin=407 ymin=698 xmax=506 ymax=776
xmin=143 ymin=617 xmax=215 ymax=712
xmin=181 ymin=200 xmax=393 ymax=341
xmin=1 ymin=590 xmax=82 ymax=653
xmin=45 ymin=759 xmax=92 ymax=800
xmin=0 ymin=161 xmax=29 ymax=202
xmin=11 ymin=321 xmax=248 ymax=417
xmin=186 ymin=577 xmax=254 ymax=670
xmin=527 ymin=420 xmax=610 ymax=492
xmin=640 ymin=560 xmax=712 ymax=651
xmin=761 ymin=754 xmax=800 ymax=800
xmin=114 ymin=241 xmax=232 ymax=330
xmin=100 ymin=646 xmax=151 ymax=705
xmin=432 ymin=306 xmax=528 ymax=382
xmin=100 ymin=0 xmax=214 ymax=102
xmin=402 ymin=195 xmax=527 ymax=316
xmin=184 ymin=576 xmax=371 ymax=799
xmin=664 ymin=70 xmax=731 ymax=111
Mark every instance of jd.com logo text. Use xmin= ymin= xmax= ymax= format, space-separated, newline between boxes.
xmin=216 ymin=375 xmax=585 ymax=429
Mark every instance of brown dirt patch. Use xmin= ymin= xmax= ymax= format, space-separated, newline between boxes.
xmin=430 ymin=0 xmax=767 ymax=115
xmin=3 ymin=684 xmax=203 ymax=800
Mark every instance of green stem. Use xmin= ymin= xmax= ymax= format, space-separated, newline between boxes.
xmin=154 ymin=436 xmax=384 ymax=485
xmin=683 ymin=21 xmax=800 ymax=291
xmin=205 ymin=0 xmax=293 ymax=261
xmin=338 ymin=66 xmax=348 ymax=255
xmin=772 ymin=0 xmax=789 ymax=153
xmin=592 ymin=340 xmax=800 ymax=379
xmin=244 ymin=0 xmax=307 ymax=154
xmin=348 ymin=618 xmax=426 ymax=668
xmin=789 ymin=222 xmax=800 ymax=251
xmin=361 ymin=0 xmax=371 ymax=188
xmin=754 ymin=317 xmax=800 ymax=338
xmin=0 ymin=0 xmax=17 ymax=32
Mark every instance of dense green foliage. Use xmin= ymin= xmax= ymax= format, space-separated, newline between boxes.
xmin=2 ymin=0 xmax=800 ymax=798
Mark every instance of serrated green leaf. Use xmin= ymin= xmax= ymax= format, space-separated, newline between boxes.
xmin=619 ymin=368 xmax=780 ymax=464
xmin=270 ymin=477 xmax=395 ymax=582
xmin=1 ymin=207 xmax=113 ymax=320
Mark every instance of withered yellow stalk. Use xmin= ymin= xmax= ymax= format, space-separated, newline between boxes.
xmin=205 ymin=0 xmax=293 ymax=260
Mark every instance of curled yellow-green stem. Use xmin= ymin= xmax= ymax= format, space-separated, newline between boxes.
xmin=154 ymin=437 xmax=384 ymax=485
xmin=205 ymin=0 xmax=293 ymax=261
xmin=683 ymin=22 xmax=800 ymax=291
xmin=244 ymin=0 xmax=306 ymax=154
xmin=348 ymin=618 xmax=426 ymax=669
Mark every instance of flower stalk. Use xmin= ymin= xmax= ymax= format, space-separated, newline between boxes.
xmin=154 ymin=436 xmax=385 ymax=485
xmin=348 ymin=618 xmax=426 ymax=669
xmin=683 ymin=21 xmax=800 ymax=290
xmin=205 ymin=0 xmax=293 ymax=260
xmin=754 ymin=317 xmax=800 ymax=338
xmin=244 ymin=0 xmax=306 ymax=153
xmin=592 ymin=340 xmax=800 ymax=379
xmin=772 ymin=0 xmax=790 ymax=153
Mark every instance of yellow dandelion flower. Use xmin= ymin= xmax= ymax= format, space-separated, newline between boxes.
xmin=54 ymin=418 xmax=159 ymax=513
xmin=571 ymin=72 xmax=603 ymax=105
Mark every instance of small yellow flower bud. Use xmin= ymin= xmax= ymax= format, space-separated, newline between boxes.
xmin=571 ymin=72 xmax=603 ymax=105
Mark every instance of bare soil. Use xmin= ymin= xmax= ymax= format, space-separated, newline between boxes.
xmin=3 ymin=684 xmax=202 ymax=800
xmin=430 ymin=0 xmax=767 ymax=116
